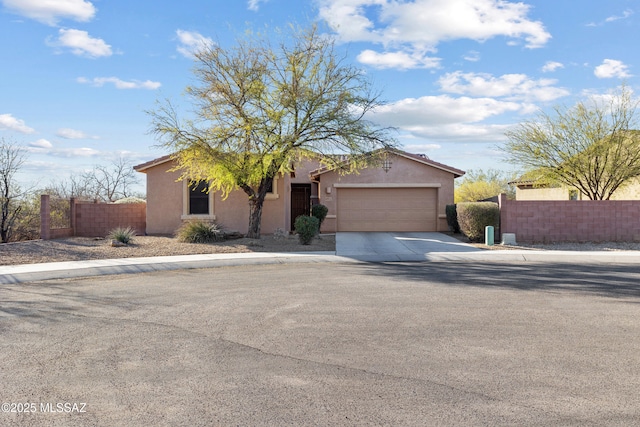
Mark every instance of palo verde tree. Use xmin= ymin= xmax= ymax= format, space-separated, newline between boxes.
xmin=149 ymin=24 xmax=394 ymax=238
xmin=0 ymin=138 xmax=27 ymax=243
xmin=503 ymin=85 xmax=640 ymax=200
xmin=454 ymin=169 xmax=517 ymax=203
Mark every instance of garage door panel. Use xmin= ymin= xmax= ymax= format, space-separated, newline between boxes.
xmin=337 ymin=188 xmax=437 ymax=232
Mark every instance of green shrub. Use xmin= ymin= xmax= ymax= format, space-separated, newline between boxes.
xmin=176 ymin=220 xmax=225 ymax=243
xmin=294 ymin=215 xmax=319 ymax=245
xmin=456 ymin=202 xmax=499 ymax=243
xmin=311 ymin=204 xmax=328 ymax=231
xmin=107 ymin=226 xmax=136 ymax=244
xmin=445 ymin=204 xmax=460 ymax=233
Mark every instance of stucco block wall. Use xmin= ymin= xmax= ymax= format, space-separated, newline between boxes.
xmin=316 ymin=154 xmax=455 ymax=232
xmin=40 ymin=195 xmax=146 ymax=239
xmin=74 ymin=202 xmax=146 ymax=237
xmin=499 ymin=194 xmax=640 ymax=243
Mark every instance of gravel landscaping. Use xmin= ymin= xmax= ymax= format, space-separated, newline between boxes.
xmin=0 ymin=234 xmax=335 ymax=266
xmin=2 ymin=232 xmax=640 ymax=266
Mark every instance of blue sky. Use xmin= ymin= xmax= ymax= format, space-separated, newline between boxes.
xmin=1 ymin=0 xmax=638 ymax=190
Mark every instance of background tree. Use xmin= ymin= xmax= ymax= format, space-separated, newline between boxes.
xmin=45 ymin=157 xmax=140 ymax=202
xmin=82 ymin=157 xmax=139 ymax=202
xmin=502 ymin=85 xmax=640 ymax=200
xmin=454 ymin=169 xmax=517 ymax=203
xmin=0 ymin=138 xmax=27 ymax=243
xmin=149 ymin=25 xmax=394 ymax=238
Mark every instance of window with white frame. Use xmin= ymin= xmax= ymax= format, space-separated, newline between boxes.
xmin=182 ymin=180 xmax=215 ymax=219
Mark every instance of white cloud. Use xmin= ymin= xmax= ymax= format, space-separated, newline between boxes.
xmin=77 ymin=77 xmax=161 ymax=90
xmin=357 ymin=49 xmax=440 ymax=69
xmin=29 ymin=139 xmax=53 ymax=149
xmin=247 ymin=0 xmax=268 ymax=11
xmin=594 ymin=59 xmax=632 ymax=79
xmin=606 ymin=9 xmax=634 ymax=23
xmin=26 ymin=145 xmax=101 ymax=157
xmin=367 ymin=94 xmax=530 ymax=142
xmin=318 ymin=0 xmax=551 ymax=65
xmin=56 ymin=128 xmax=98 ymax=139
xmin=48 ymin=29 xmax=112 ymax=58
xmin=0 ymin=113 xmax=35 ymax=134
xmin=588 ymin=9 xmax=633 ymax=26
xmin=463 ymin=51 xmax=481 ymax=62
xmin=438 ymin=71 xmax=569 ymax=102
xmin=542 ymin=61 xmax=564 ymax=73
xmin=176 ymin=29 xmax=214 ymax=58
xmin=2 ymin=0 xmax=96 ymax=26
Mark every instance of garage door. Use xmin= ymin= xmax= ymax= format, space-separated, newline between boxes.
xmin=337 ymin=187 xmax=438 ymax=232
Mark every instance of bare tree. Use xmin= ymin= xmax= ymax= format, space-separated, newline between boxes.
xmin=83 ymin=157 xmax=139 ymax=202
xmin=0 ymin=138 xmax=28 ymax=243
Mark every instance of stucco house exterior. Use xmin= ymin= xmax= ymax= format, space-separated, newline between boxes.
xmin=134 ymin=150 xmax=464 ymax=235
xmin=510 ymin=178 xmax=640 ymax=201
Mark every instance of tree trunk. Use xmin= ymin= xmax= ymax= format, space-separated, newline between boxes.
xmin=246 ymin=196 xmax=265 ymax=239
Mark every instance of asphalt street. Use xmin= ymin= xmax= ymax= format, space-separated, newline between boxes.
xmin=1 ymin=261 xmax=639 ymax=426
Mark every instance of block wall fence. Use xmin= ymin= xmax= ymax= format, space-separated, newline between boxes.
xmin=498 ymin=193 xmax=640 ymax=243
xmin=40 ymin=195 xmax=146 ymax=240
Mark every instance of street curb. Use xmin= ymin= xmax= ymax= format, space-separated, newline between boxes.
xmin=0 ymin=252 xmax=344 ymax=284
xmin=2 ymin=250 xmax=640 ymax=284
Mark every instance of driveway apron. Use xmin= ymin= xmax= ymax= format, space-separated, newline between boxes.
xmin=336 ymin=232 xmax=481 ymax=261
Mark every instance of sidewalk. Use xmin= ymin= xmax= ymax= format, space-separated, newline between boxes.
xmin=2 ymin=249 xmax=640 ymax=284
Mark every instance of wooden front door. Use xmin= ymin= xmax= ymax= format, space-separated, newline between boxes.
xmin=291 ymin=184 xmax=311 ymax=230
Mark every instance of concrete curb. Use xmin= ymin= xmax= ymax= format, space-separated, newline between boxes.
xmin=0 ymin=252 xmax=344 ymax=284
xmin=2 ymin=250 xmax=640 ymax=285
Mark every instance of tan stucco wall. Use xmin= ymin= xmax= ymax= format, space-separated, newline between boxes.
xmin=516 ymin=179 xmax=640 ymax=201
xmin=212 ymin=176 xmax=287 ymax=234
xmin=515 ymin=187 xmax=570 ymax=201
xmin=141 ymin=160 xmax=289 ymax=235
xmin=144 ymin=162 xmax=183 ymax=234
xmin=140 ymin=154 xmax=459 ymax=235
xmin=611 ymin=179 xmax=640 ymax=200
xmin=315 ymin=154 xmax=456 ymax=232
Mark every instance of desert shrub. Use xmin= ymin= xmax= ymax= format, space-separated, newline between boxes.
xmin=113 ymin=197 xmax=146 ymax=204
xmin=176 ymin=220 xmax=224 ymax=243
xmin=445 ymin=204 xmax=460 ymax=234
xmin=294 ymin=215 xmax=319 ymax=245
xmin=107 ymin=226 xmax=136 ymax=244
xmin=456 ymin=202 xmax=499 ymax=243
xmin=311 ymin=204 xmax=328 ymax=231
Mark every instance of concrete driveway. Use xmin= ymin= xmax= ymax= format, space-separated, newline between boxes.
xmin=336 ymin=231 xmax=481 ymax=261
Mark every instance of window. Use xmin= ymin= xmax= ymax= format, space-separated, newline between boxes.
xmin=189 ymin=181 xmax=209 ymax=214
xmin=264 ymin=176 xmax=280 ymax=200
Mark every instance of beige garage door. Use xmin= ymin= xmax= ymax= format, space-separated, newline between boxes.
xmin=337 ymin=187 xmax=438 ymax=232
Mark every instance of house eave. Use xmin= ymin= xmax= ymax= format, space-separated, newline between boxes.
xmin=133 ymin=155 xmax=173 ymax=173
xmin=309 ymin=148 xmax=465 ymax=179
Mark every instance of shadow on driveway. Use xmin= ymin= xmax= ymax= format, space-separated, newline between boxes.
xmin=352 ymin=261 xmax=640 ymax=300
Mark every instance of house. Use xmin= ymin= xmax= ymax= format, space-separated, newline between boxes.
xmin=133 ymin=150 xmax=464 ymax=235
xmin=510 ymin=178 xmax=640 ymax=201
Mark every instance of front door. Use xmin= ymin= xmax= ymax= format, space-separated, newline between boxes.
xmin=291 ymin=184 xmax=311 ymax=230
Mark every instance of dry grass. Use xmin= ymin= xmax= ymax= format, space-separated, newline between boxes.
xmin=0 ymin=234 xmax=335 ymax=266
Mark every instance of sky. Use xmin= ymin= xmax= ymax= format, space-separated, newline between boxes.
xmin=1 ymin=0 xmax=638 ymax=191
